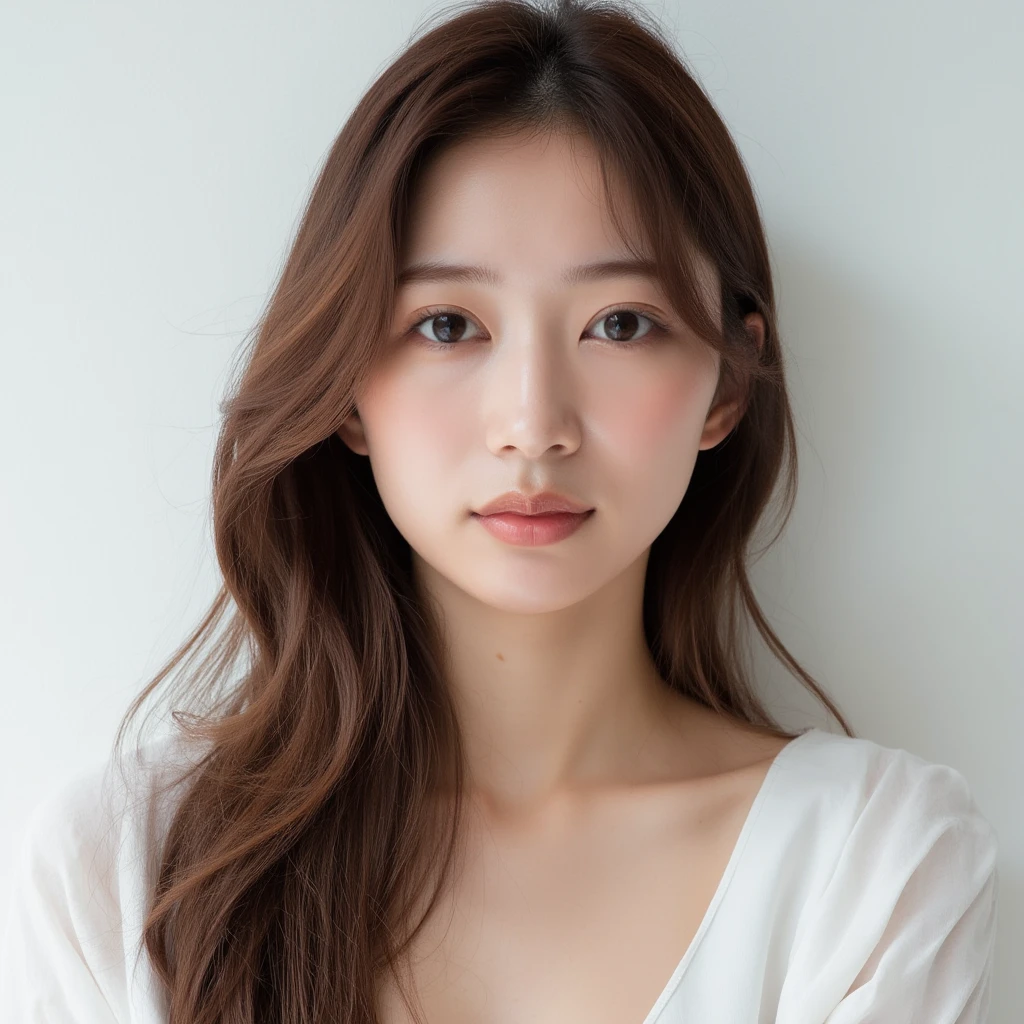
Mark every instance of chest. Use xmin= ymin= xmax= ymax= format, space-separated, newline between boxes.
xmin=375 ymin=777 xmax=762 ymax=1024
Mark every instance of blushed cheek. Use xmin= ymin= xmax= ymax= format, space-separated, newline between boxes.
xmin=365 ymin=376 xmax=472 ymax=512
xmin=403 ymin=381 xmax=474 ymax=464
xmin=592 ymin=366 xmax=712 ymax=532
xmin=601 ymin=369 xmax=711 ymax=463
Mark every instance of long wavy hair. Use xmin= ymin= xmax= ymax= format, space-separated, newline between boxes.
xmin=110 ymin=1 xmax=853 ymax=1020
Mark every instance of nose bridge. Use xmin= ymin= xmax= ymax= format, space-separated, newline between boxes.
xmin=486 ymin=308 xmax=581 ymax=456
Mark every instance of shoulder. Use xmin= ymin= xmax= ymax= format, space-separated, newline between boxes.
xmin=776 ymin=727 xmax=997 ymax=844
xmin=0 ymin=730 xmax=208 ymax=1016
xmin=770 ymin=731 xmax=1000 ymax=1019
xmin=13 ymin=729 xmax=207 ymax=896
xmin=771 ymin=727 xmax=999 ymax=923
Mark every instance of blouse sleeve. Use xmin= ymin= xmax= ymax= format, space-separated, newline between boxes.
xmin=0 ymin=765 xmax=129 ymax=1023
xmin=776 ymin=753 xmax=1000 ymax=1024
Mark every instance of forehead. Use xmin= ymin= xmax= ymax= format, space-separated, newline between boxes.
xmin=398 ymin=131 xmax=647 ymax=275
xmin=395 ymin=131 xmax=721 ymax=313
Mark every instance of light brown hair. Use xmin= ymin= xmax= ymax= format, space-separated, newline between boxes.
xmin=112 ymin=1 xmax=852 ymax=1020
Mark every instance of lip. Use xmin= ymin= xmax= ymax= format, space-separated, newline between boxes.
xmin=473 ymin=509 xmax=594 ymax=547
xmin=472 ymin=490 xmax=593 ymax=516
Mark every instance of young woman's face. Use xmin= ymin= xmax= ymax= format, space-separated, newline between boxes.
xmin=337 ymin=130 xmax=747 ymax=613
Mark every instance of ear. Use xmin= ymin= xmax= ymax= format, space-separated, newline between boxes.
xmin=698 ymin=312 xmax=765 ymax=451
xmin=336 ymin=406 xmax=370 ymax=456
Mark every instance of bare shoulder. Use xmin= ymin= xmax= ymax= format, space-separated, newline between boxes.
xmin=712 ymin=715 xmax=796 ymax=770
xmin=659 ymin=697 xmax=797 ymax=784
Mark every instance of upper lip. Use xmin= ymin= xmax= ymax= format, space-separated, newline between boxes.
xmin=473 ymin=490 xmax=593 ymax=516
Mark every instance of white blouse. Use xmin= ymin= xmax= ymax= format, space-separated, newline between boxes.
xmin=0 ymin=726 xmax=1000 ymax=1023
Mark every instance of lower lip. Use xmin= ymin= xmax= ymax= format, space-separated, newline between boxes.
xmin=472 ymin=510 xmax=594 ymax=546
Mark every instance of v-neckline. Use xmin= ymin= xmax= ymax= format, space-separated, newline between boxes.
xmin=636 ymin=727 xmax=820 ymax=1024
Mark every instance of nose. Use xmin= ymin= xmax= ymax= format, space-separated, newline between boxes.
xmin=482 ymin=327 xmax=584 ymax=460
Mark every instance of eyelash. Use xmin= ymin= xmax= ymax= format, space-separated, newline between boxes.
xmin=404 ymin=305 xmax=671 ymax=352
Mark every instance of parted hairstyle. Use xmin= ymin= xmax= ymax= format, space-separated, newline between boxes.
xmin=111 ymin=1 xmax=853 ymax=1021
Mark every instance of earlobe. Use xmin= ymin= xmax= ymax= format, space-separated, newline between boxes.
xmin=336 ymin=410 xmax=370 ymax=456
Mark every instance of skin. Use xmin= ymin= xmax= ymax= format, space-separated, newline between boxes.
xmin=337 ymin=130 xmax=790 ymax=1022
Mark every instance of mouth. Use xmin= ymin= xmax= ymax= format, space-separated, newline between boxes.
xmin=471 ymin=508 xmax=594 ymax=547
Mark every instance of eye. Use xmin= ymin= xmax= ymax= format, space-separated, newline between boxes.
xmin=587 ymin=308 xmax=668 ymax=345
xmin=409 ymin=307 xmax=482 ymax=347
xmin=406 ymin=305 xmax=670 ymax=350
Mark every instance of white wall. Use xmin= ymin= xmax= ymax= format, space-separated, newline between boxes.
xmin=2 ymin=0 xmax=1020 ymax=1018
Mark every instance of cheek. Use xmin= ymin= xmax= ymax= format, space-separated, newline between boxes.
xmin=592 ymin=359 xmax=717 ymax=528
xmin=358 ymin=374 xmax=469 ymax=525
xmin=597 ymin=363 xmax=713 ymax=461
xmin=363 ymin=362 xmax=470 ymax=462
xmin=394 ymin=379 xmax=472 ymax=465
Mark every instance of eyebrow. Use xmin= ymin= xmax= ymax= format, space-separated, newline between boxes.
xmin=396 ymin=256 xmax=660 ymax=288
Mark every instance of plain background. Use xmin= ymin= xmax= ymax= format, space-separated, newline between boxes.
xmin=2 ymin=0 xmax=1020 ymax=1018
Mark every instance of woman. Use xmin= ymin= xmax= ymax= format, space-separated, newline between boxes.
xmin=0 ymin=1 xmax=998 ymax=1021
